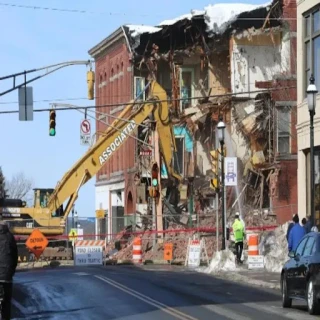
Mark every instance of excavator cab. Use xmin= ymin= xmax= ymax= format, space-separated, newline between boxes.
xmin=33 ymin=188 xmax=63 ymax=217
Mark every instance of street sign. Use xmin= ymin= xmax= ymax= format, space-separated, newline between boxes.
xmin=80 ymin=119 xmax=91 ymax=146
xmin=95 ymin=209 xmax=105 ymax=219
xmin=68 ymin=228 xmax=78 ymax=241
xmin=18 ymin=86 xmax=33 ymax=121
xmin=187 ymin=239 xmax=201 ymax=267
xmin=163 ymin=243 xmax=173 ymax=261
xmin=225 ymin=157 xmax=238 ymax=186
xmin=25 ymin=229 xmax=49 ymax=259
xmin=74 ymin=245 xmax=103 ymax=266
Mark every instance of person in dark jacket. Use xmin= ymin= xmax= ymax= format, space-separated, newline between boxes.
xmin=304 ymin=215 xmax=312 ymax=233
xmin=288 ymin=214 xmax=306 ymax=253
xmin=0 ymin=221 xmax=18 ymax=320
xmin=286 ymin=214 xmax=296 ymax=241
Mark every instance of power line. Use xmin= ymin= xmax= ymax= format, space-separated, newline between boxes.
xmin=0 ymin=81 xmax=296 ymax=106
xmin=0 ymin=2 xmax=166 ymax=17
xmin=0 ymin=85 xmax=296 ymax=115
xmin=0 ymin=2 xmax=310 ymax=20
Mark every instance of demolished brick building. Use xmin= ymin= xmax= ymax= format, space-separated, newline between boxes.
xmin=90 ymin=0 xmax=297 ymax=236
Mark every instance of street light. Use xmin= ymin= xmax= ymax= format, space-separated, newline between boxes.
xmin=307 ymin=74 xmax=318 ymax=227
xmin=217 ymin=116 xmax=226 ymax=250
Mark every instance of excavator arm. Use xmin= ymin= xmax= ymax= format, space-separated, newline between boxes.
xmin=45 ymin=80 xmax=181 ymax=228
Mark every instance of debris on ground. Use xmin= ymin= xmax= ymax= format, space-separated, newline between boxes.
xmin=259 ymin=222 xmax=289 ymax=273
xmin=104 ymin=206 xmax=278 ymax=263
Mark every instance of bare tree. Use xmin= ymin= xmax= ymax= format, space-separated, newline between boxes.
xmin=6 ymin=172 xmax=34 ymax=203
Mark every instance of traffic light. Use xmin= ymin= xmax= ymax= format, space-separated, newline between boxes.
xmin=49 ymin=110 xmax=56 ymax=136
xmin=210 ymin=177 xmax=219 ymax=192
xmin=218 ymin=146 xmax=227 ymax=157
xmin=210 ymin=150 xmax=219 ymax=176
xmin=210 ymin=150 xmax=219 ymax=191
xmin=87 ymin=70 xmax=95 ymax=100
xmin=149 ymin=162 xmax=160 ymax=198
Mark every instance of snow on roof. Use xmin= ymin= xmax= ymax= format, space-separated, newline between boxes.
xmin=125 ymin=24 xmax=162 ymax=38
xmin=158 ymin=1 xmax=272 ymax=33
xmin=203 ymin=2 xmax=272 ymax=34
xmin=158 ymin=13 xmax=193 ymax=26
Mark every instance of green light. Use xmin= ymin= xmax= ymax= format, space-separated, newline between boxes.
xmin=49 ymin=128 xmax=56 ymax=136
xmin=152 ymin=178 xmax=158 ymax=187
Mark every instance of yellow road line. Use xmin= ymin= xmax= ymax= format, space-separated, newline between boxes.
xmin=95 ymin=275 xmax=199 ymax=320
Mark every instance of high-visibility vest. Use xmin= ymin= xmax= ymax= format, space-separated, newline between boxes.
xmin=233 ymin=220 xmax=245 ymax=243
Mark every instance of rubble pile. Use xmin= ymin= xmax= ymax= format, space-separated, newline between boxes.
xmin=259 ymin=222 xmax=289 ymax=272
xmin=104 ymin=208 xmax=279 ymax=262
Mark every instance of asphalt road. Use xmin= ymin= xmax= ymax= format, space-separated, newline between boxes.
xmin=11 ymin=265 xmax=317 ymax=320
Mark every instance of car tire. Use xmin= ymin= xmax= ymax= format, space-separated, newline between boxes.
xmin=281 ymin=275 xmax=292 ymax=308
xmin=307 ymin=278 xmax=320 ymax=315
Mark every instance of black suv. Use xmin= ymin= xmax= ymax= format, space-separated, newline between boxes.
xmin=281 ymin=231 xmax=320 ymax=315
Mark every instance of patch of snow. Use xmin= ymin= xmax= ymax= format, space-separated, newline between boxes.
xmin=158 ymin=1 xmax=272 ymax=35
xmin=204 ymin=2 xmax=272 ymax=34
xmin=125 ymin=24 xmax=162 ymax=38
xmin=203 ymin=249 xmax=237 ymax=273
xmin=158 ymin=13 xmax=193 ymax=26
xmin=259 ymin=223 xmax=289 ymax=273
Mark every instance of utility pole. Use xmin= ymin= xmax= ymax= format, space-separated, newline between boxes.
xmin=154 ymin=131 xmax=163 ymax=241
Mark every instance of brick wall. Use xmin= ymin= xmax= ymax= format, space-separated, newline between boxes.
xmin=272 ymin=160 xmax=298 ymax=225
xmin=95 ymin=41 xmax=133 ymax=181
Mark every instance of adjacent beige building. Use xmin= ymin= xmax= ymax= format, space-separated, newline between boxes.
xmin=297 ymin=0 xmax=320 ymax=222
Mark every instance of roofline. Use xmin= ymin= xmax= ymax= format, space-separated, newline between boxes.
xmin=88 ymin=26 xmax=125 ymax=58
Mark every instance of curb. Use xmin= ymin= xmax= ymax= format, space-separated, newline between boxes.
xmin=17 ymin=260 xmax=74 ymax=270
xmin=211 ymin=271 xmax=281 ymax=290
xmin=104 ymin=259 xmax=185 ymax=265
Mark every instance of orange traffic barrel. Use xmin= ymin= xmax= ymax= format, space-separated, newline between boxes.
xmin=132 ymin=237 xmax=142 ymax=264
xmin=248 ymin=234 xmax=259 ymax=256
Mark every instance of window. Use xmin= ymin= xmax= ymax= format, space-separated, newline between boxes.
xmin=134 ymin=77 xmax=145 ymax=101
xmin=304 ymin=7 xmax=320 ymax=91
xmin=180 ymin=68 xmax=194 ymax=111
xmin=303 ymin=237 xmax=315 ymax=256
xmin=295 ymin=236 xmax=308 ymax=256
xmin=173 ymin=136 xmax=185 ymax=175
xmin=276 ymin=108 xmax=291 ymax=154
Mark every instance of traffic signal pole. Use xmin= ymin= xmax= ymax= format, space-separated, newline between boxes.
xmin=151 ymin=130 xmax=157 ymax=250
xmin=154 ymin=131 xmax=163 ymax=241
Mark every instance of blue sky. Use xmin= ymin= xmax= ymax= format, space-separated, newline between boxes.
xmin=0 ymin=0 xmax=264 ymax=217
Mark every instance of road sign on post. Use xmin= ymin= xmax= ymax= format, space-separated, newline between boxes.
xmin=80 ymin=119 xmax=91 ymax=146
xmin=25 ymin=229 xmax=49 ymax=259
xmin=18 ymin=86 xmax=33 ymax=121
xmin=68 ymin=228 xmax=78 ymax=241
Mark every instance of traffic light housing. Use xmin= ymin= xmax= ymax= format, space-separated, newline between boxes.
xmin=210 ymin=150 xmax=219 ymax=191
xmin=149 ymin=162 xmax=160 ymax=198
xmin=49 ymin=110 xmax=56 ymax=136
xmin=210 ymin=150 xmax=219 ymax=176
xmin=87 ymin=70 xmax=95 ymax=100
xmin=210 ymin=177 xmax=219 ymax=192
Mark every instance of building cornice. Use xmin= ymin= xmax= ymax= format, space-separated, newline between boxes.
xmin=88 ymin=27 xmax=125 ymax=58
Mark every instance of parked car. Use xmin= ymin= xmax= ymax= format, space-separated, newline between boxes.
xmin=281 ymin=231 xmax=320 ymax=315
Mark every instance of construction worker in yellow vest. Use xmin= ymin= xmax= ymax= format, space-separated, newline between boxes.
xmin=232 ymin=212 xmax=245 ymax=264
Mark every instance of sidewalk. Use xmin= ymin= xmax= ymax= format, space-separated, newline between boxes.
xmin=210 ymin=268 xmax=281 ymax=290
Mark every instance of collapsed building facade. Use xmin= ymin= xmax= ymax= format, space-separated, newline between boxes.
xmin=89 ymin=0 xmax=297 ymax=237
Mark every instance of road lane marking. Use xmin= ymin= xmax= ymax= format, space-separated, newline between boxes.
xmin=73 ymin=272 xmax=90 ymax=276
xmin=203 ymin=304 xmax=252 ymax=320
xmin=95 ymin=275 xmax=199 ymax=320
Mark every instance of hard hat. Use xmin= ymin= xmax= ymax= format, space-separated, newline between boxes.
xmin=235 ymin=212 xmax=240 ymax=217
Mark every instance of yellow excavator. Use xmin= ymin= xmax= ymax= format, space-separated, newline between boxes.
xmin=0 ymin=81 xmax=182 ymax=257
